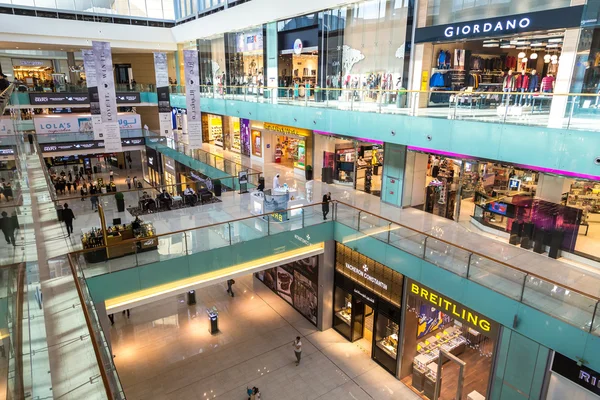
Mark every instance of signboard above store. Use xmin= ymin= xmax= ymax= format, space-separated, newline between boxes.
xmin=414 ymin=6 xmax=584 ymax=43
xmin=264 ymin=122 xmax=311 ymax=137
xmin=41 ymin=138 xmax=144 ymax=152
xmin=29 ymin=92 xmax=141 ymax=106
xmin=552 ymin=353 xmax=600 ymax=396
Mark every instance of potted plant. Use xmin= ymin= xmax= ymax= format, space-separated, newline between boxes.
xmin=213 ymin=179 xmax=222 ymax=197
xmin=115 ymin=192 xmax=125 ymax=212
xmin=305 ymin=165 xmax=313 ymax=181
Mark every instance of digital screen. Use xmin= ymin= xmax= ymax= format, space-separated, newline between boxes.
xmin=488 ymin=201 xmax=508 ymax=216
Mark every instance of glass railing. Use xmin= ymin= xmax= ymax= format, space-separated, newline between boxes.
xmin=14 ymin=82 xmax=155 ymax=93
xmin=168 ymin=85 xmax=600 ymax=132
xmin=145 ymin=132 xmax=263 ymax=188
xmin=334 ymin=201 xmax=600 ymax=336
xmin=65 ymin=198 xmax=600 ymax=338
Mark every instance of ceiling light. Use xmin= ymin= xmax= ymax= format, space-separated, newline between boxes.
xmin=544 ymin=54 xmax=551 ymax=61
xmin=522 ymin=57 xmax=528 ymax=63
xmin=546 ymin=44 xmax=560 ymax=48
xmin=552 ymin=59 xmax=558 ymax=65
xmin=483 ymin=43 xmax=499 ymax=47
xmin=548 ymin=38 xmax=563 ymax=43
xmin=510 ymin=40 xmax=519 ymax=45
xmin=518 ymin=52 xmax=526 ymax=59
xmin=500 ymin=45 xmax=515 ymax=49
xmin=483 ymin=39 xmax=499 ymax=43
xmin=530 ymin=43 xmax=545 ymax=47
xmin=515 ymin=41 xmax=530 ymax=45
xmin=530 ymin=53 xmax=538 ymax=59
xmin=551 ymin=55 xmax=558 ymax=61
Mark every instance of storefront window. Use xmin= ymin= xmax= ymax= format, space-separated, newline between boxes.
xmin=333 ymin=286 xmax=353 ymax=340
xmin=226 ymin=27 xmax=264 ymax=91
xmin=251 ymin=130 xmax=262 ymax=156
xmin=400 ymin=279 xmax=498 ymax=399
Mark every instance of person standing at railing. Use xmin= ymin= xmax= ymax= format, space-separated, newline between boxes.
xmin=0 ymin=211 xmax=15 ymax=247
xmin=322 ymin=192 xmax=331 ymax=220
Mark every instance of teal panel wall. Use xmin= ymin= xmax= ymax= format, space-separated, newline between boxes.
xmin=87 ymin=222 xmax=333 ymax=303
xmin=490 ymin=329 xmax=550 ymax=400
xmin=381 ymin=143 xmax=406 ymax=207
xmin=333 ymin=222 xmax=600 ymax=373
xmin=194 ymin=97 xmax=600 ymax=178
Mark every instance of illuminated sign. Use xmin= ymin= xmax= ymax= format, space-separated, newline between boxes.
xmin=345 ymin=262 xmax=388 ymax=290
xmin=407 ymin=279 xmax=498 ymax=338
xmin=353 ymin=288 xmax=376 ymax=305
xmin=293 ymin=39 xmax=303 ymax=55
xmin=443 ymin=17 xmax=531 ymax=39
xmin=264 ymin=123 xmax=310 ymax=137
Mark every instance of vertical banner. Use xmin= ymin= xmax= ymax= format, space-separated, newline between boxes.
xmin=154 ymin=52 xmax=172 ymax=138
xmin=92 ymin=41 xmax=122 ymax=152
xmin=184 ymin=50 xmax=202 ymax=149
xmin=82 ymin=50 xmax=104 ymax=141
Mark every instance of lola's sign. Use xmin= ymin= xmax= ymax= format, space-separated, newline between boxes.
xmin=408 ymin=279 xmax=498 ymax=338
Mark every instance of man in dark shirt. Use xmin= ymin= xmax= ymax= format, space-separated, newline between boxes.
xmin=159 ymin=189 xmax=172 ymax=210
xmin=62 ymin=203 xmax=75 ymax=237
xmin=0 ymin=211 xmax=15 ymax=246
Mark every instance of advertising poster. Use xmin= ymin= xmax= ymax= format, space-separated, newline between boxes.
xmin=0 ymin=118 xmax=13 ymax=136
xmin=256 ymin=256 xmax=319 ymax=325
xmin=82 ymin=49 xmax=103 ymax=140
xmin=154 ymin=52 xmax=172 ymax=137
xmin=93 ymin=41 xmax=122 ymax=152
xmin=184 ymin=50 xmax=202 ymax=149
xmin=33 ymin=113 xmax=141 ymax=134
xmin=240 ymin=118 xmax=251 ymax=156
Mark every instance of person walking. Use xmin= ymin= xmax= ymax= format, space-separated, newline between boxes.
xmin=133 ymin=176 xmax=138 ymax=189
xmin=322 ymin=192 xmax=331 ymax=220
xmin=62 ymin=203 xmax=75 ymax=237
xmin=293 ymin=336 xmax=302 ymax=366
xmin=27 ymin=133 xmax=34 ymax=154
xmin=0 ymin=211 xmax=15 ymax=246
xmin=109 ymin=169 xmax=114 ymax=182
xmin=126 ymin=176 xmax=132 ymax=190
xmin=90 ymin=185 xmax=99 ymax=211
xmin=65 ymin=180 xmax=72 ymax=194
xmin=226 ymin=279 xmax=235 ymax=297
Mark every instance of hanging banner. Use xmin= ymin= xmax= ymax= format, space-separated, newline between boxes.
xmin=183 ymin=50 xmax=202 ymax=149
xmin=92 ymin=41 xmax=122 ymax=152
xmin=154 ymin=52 xmax=172 ymax=138
xmin=82 ymin=50 xmax=104 ymax=141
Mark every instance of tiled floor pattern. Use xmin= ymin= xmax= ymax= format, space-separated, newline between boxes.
xmin=111 ymin=274 xmax=420 ymax=400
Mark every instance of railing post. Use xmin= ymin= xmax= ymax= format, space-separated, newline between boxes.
xmin=567 ymin=95 xmax=576 ymax=130
xmin=134 ymin=240 xmax=139 ymax=268
xmin=184 ymin=232 xmax=189 ymax=255
xmin=422 ymin=236 xmax=428 ymax=259
xmin=466 ymin=253 xmax=473 ymax=278
xmin=387 ymin=222 xmax=392 ymax=244
xmin=267 ymin=216 xmax=270 ymax=236
xmin=520 ymin=273 xmax=529 ymax=302
xmin=357 ymin=211 xmax=362 ymax=231
xmin=590 ymin=301 xmax=599 ymax=334
xmin=228 ymin=222 xmax=232 ymax=245
xmin=302 ymin=208 xmax=305 ymax=228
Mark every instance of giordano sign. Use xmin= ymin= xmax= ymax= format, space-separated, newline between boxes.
xmin=414 ymin=6 xmax=584 ymax=43
xmin=408 ymin=279 xmax=499 ymax=339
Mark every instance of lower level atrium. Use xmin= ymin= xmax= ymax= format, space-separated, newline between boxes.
xmin=109 ymin=273 xmax=420 ymax=400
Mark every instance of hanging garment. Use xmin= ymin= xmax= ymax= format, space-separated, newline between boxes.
xmin=515 ymin=73 xmax=529 ymax=89
xmin=438 ymin=50 xmax=446 ymax=69
xmin=503 ymin=74 xmax=516 ymax=90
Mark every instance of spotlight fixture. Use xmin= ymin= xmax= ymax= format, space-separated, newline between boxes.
xmin=530 ymin=53 xmax=538 ymax=59
xmin=518 ymin=51 xmax=526 ymax=59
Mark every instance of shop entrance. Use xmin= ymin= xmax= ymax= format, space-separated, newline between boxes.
xmin=400 ymin=279 xmax=498 ymax=400
xmin=278 ymin=52 xmax=319 ymax=99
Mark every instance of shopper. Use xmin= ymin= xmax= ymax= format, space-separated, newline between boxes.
xmin=293 ymin=336 xmax=302 ymax=366
xmin=322 ymin=192 xmax=331 ymax=220
xmin=90 ymin=185 xmax=99 ymax=211
xmin=65 ymin=180 xmax=72 ymax=194
xmin=126 ymin=176 xmax=132 ymax=190
xmin=62 ymin=203 xmax=75 ymax=237
xmin=27 ymin=133 xmax=34 ymax=154
xmin=273 ymin=173 xmax=280 ymax=189
xmin=183 ymin=185 xmax=196 ymax=206
xmin=108 ymin=314 xmax=114 ymax=325
xmin=80 ymin=183 xmax=88 ymax=201
xmin=226 ymin=279 xmax=235 ymax=297
xmin=0 ymin=211 xmax=15 ymax=246
xmin=0 ymin=73 xmax=10 ymax=92
xmin=122 ymin=309 xmax=130 ymax=318
xmin=133 ymin=176 xmax=138 ymax=189
xmin=158 ymin=189 xmax=172 ymax=210
xmin=109 ymin=169 xmax=114 ymax=182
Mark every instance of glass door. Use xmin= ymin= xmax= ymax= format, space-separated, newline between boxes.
xmin=351 ymin=296 xmax=365 ymax=342
xmin=432 ymin=349 xmax=466 ymax=400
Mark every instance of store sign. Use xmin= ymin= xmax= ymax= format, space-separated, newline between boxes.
xmin=15 ymin=59 xmax=46 ymax=67
xmin=40 ymin=138 xmax=144 ymax=152
xmin=345 ymin=262 xmax=388 ymax=290
xmin=353 ymin=287 xmax=376 ymax=305
xmin=264 ymin=122 xmax=310 ymax=137
xmin=552 ymin=353 xmax=600 ymax=396
xmin=29 ymin=92 xmax=140 ymax=105
xmin=33 ymin=113 xmax=141 ymax=134
xmin=0 ymin=147 xmax=14 ymax=155
xmin=236 ymin=30 xmax=263 ymax=53
xmin=293 ymin=39 xmax=303 ymax=55
xmin=407 ymin=279 xmax=498 ymax=338
xmin=414 ymin=6 xmax=584 ymax=43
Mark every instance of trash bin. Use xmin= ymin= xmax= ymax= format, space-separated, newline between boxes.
xmin=93 ymin=165 xmax=98 ymax=174
xmin=187 ymin=290 xmax=196 ymax=305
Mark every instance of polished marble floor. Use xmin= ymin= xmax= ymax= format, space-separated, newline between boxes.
xmin=110 ymin=273 xmax=420 ymax=400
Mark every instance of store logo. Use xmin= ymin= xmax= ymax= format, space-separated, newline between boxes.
xmin=293 ymin=39 xmax=303 ymax=55
xmin=354 ymin=288 xmax=375 ymax=305
xmin=579 ymin=370 xmax=600 ymax=388
xmin=345 ymin=262 xmax=388 ymax=290
xmin=362 ymin=264 xmax=368 ymax=273
xmin=444 ymin=17 xmax=531 ymax=39
xmin=294 ymin=233 xmax=311 ymax=246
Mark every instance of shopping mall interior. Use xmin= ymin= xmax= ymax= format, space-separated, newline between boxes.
xmin=1 ymin=0 xmax=600 ymax=399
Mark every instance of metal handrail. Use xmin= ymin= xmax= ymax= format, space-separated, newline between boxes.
xmin=335 ymin=200 xmax=600 ymax=302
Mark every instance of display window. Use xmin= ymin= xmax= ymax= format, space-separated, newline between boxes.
xmin=333 ymin=243 xmax=403 ymax=375
xmin=400 ymin=279 xmax=499 ymax=400
xmin=226 ymin=28 xmax=264 ymax=93
xmin=251 ymin=130 xmax=262 ymax=157
xmin=264 ymin=123 xmax=313 ymax=171
xmin=201 ymin=113 xmax=224 ymax=146
xmin=256 ymin=256 xmax=319 ymax=325
xmin=231 ymin=118 xmax=241 ymax=153
xmin=12 ymin=59 xmax=56 ymax=88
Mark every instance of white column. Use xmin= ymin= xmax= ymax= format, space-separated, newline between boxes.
xmin=537 ymin=174 xmax=575 ymax=204
xmin=547 ymin=28 xmax=581 ymax=128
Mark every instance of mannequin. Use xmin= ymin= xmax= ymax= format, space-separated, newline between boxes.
xmin=541 ymin=73 xmax=555 ymax=93
xmin=515 ymin=70 xmax=529 ymax=106
xmin=502 ymin=69 xmax=516 ymax=105
xmin=524 ymin=69 xmax=539 ymax=107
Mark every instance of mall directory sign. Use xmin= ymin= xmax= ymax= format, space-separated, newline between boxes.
xmin=29 ymin=92 xmax=140 ymax=106
xmin=407 ymin=279 xmax=499 ymax=339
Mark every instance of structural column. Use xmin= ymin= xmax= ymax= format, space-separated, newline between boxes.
xmin=548 ymin=28 xmax=581 ymax=128
xmin=265 ymin=22 xmax=278 ymax=103
xmin=66 ymin=52 xmax=79 ymax=85
xmin=317 ymin=240 xmax=335 ymax=331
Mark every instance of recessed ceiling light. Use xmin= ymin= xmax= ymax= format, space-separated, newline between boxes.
xmin=483 ymin=43 xmax=499 ymax=47
xmin=548 ymin=38 xmax=563 ymax=43
xmin=530 ymin=43 xmax=545 ymax=47
xmin=546 ymin=44 xmax=560 ymax=48
xmin=15 ymin=47 xmax=18 ymax=49
xmin=500 ymin=45 xmax=514 ymax=49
